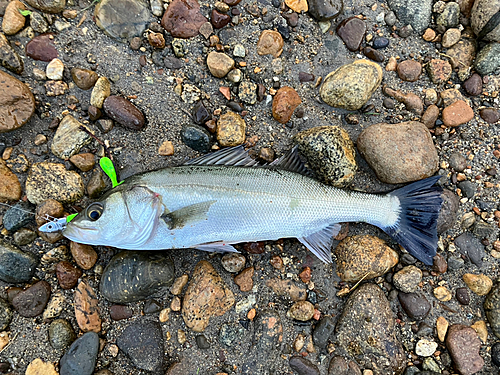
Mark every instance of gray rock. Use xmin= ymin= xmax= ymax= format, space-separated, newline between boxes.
xmin=181 ymin=124 xmax=211 ymax=153
xmin=0 ymin=298 xmax=12 ymax=330
xmin=449 ymin=152 xmax=467 ymax=171
xmin=2 ymin=202 xmax=34 ymax=232
xmin=458 ymin=180 xmax=477 ymax=198
xmin=474 ymin=42 xmax=500 ymax=75
xmin=12 ymin=280 xmax=51 ymax=317
xmin=100 ymin=251 xmax=175 ymax=303
xmin=471 ymin=0 xmax=500 ymax=42
xmin=357 ymin=121 xmax=439 ymax=184
xmin=219 ymin=323 xmax=245 ymax=347
xmin=13 ymin=228 xmax=37 ymax=246
xmin=60 ymin=332 xmax=99 ymax=375
xmin=51 ymin=115 xmax=92 ymax=160
xmin=336 ymin=283 xmax=405 ymax=374
xmin=436 ymin=2 xmax=460 ymax=28
xmin=308 ymin=0 xmax=343 ymax=21
xmin=289 ymin=356 xmax=320 ymax=375
xmin=455 ymin=232 xmax=484 ymax=267
xmin=117 ymin=320 xmax=164 ymax=372
xmin=24 ymin=0 xmax=65 ymax=13
xmin=312 ymin=316 xmax=335 ymax=348
xmin=437 ymin=189 xmax=459 ymax=233
xmin=49 ymin=319 xmax=76 ymax=350
xmin=29 ymin=12 xmax=49 ymax=33
xmin=398 ymin=292 xmax=431 ymax=319
xmin=0 ymin=240 xmax=37 ymax=283
xmin=293 ymin=126 xmax=357 ymax=188
xmin=393 ymin=265 xmax=422 ymax=293
xmin=0 ymin=32 xmax=23 ymax=74
xmin=387 ymin=0 xmax=433 ymax=33
xmin=485 ymin=284 xmax=500 ymax=338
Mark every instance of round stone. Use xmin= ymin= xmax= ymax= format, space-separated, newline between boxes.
xmin=393 ymin=265 xmax=423 ymax=293
xmin=181 ymin=124 xmax=211 ymax=153
xmin=442 ymin=100 xmax=474 ymax=127
xmin=71 ymin=68 xmax=98 ymax=90
xmin=49 ymin=319 xmax=76 ymax=350
xmin=221 ymin=253 xmax=246 ymax=273
xmin=206 ymin=52 xmax=235 ymax=78
xmin=0 ymin=70 xmax=35 ymax=133
xmin=397 ymin=60 xmax=422 ymax=82
xmin=287 ymin=300 xmax=315 ymax=321
xmin=216 ymin=111 xmax=246 ymax=147
xmin=257 ymin=30 xmax=284 ymax=58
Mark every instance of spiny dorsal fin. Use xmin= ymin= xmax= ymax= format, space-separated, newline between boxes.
xmin=185 ymin=146 xmax=259 ymax=167
xmin=268 ymin=146 xmax=314 ymax=177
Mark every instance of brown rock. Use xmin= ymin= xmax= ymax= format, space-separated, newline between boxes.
xmin=257 ymin=30 xmax=284 ymax=57
xmin=272 ymin=86 xmax=301 ymax=124
xmin=56 ymin=261 xmax=82 ymax=289
xmin=335 ymin=235 xmax=399 ymax=283
xmin=12 ymin=281 xmax=51 ymax=318
xmin=35 ymin=199 xmax=64 ymax=226
xmin=74 ymin=280 xmax=101 ymax=333
xmin=70 ymin=242 xmax=98 ymax=270
xmin=206 ymin=51 xmax=234 ymax=78
xmin=109 ymin=304 xmax=132 ymax=321
xmin=446 ymin=324 xmax=484 ymax=375
xmin=69 ymin=153 xmax=95 ymax=172
xmin=2 ymin=1 xmax=26 ymax=35
xmin=463 ymin=73 xmax=482 ymax=96
xmin=442 ymin=100 xmax=474 ymax=127
xmin=336 ymin=17 xmax=366 ymax=52
xmin=421 ymin=105 xmax=439 ymax=128
xmin=70 ymin=68 xmax=98 ymax=90
xmin=285 ymin=0 xmax=308 ymax=12
xmin=287 ymin=300 xmax=314 ymax=321
xmin=171 ymin=274 xmax=189 ymax=295
xmin=480 ymin=108 xmax=500 ymax=124
xmin=234 ymin=267 xmax=254 ymax=292
xmin=383 ymin=86 xmax=423 ymax=115
xmin=463 ymin=273 xmax=493 ymax=296
xmin=211 ymin=9 xmax=231 ymax=29
xmin=161 ymin=0 xmax=208 ymax=38
xmin=103 ymin=96 xmax=145 ymax=130
xmin=422 ymin=28 xmax=436 ymax=41
xmin=427 ymin=59 xmax=452 ymax=84
xmin=447 ymin=39 xmax=476 ymax=80
xmin=158 ymin=140 xmax=175 ymax=156
xmin=25 ymin=33 xmax=59 ymax=62
xmin=26 ymin=358 xmax=58 ymax=375
xmin=265 ymin=278 xmax=307 ymax=301
xmin=397 ymin=60 xmax=422 ymax=82
xmin=182 ymin=260 xmax=235 ymax=332
xmin=0 ymin=70 xmax=35 ymax=132
xmin=148 ymin=32 xmax=165 ymax=48
xmin=0 ymin=160 xmax=21 ymax=202
xmin=216 ymin=111 xmax=246 ymax=146
xmin=0 ymin=32 xmax=24 ymax=74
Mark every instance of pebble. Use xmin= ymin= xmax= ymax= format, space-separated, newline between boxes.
xmin=148 ymin=32 xmax=165 ymax=49
xmin=46 ymin=58 xmax=64 ymax=80
xmin=257 ymin=30 xmax=284 ymax=57
xmin=0 ymin=299 xmax=12 ymax=331
xmin=117 ymin=321 xmax=164 ymax=372
xmin=49 ymin=319 xmax=76 ymax=350
xmin=285 ymin=0 xmax=308 ymax=12
xmin=336 ymin=17 xmax=366 ymax=51
xmin=182 ymin=260 xmax=235 ymax=332
xmin=484 ymin=283 xmax=500 ymax=338
xmin=357 ymin=121 xmax=438 ymax=184
xmin=0 ymin=160 xmax=21 ymax=201
xmin=442 ymin=28 xmax=461 ymax=48
xmin=219 ymin=323 xmax=245 ymax=347
xmin=456 ymin=287 xmax=470 ymax=305
xmin=471 ymin=320 xmax=488 ymax=343
xmin=25 ymin=0 xmax=65 ymax=13
xmin=196 ymin=334 xmax=210 ymax=349
xmin=436 ymin=316 xmax=449 ymax=342
xmin=110 ymin=305 xmax=133 ymax=321
xmin=421 ymin=104 xmax=439 ymax=128
xmin=3 ymin=201 xmax=33 ymax=232
xmin=433 ymin=286 xmax=452 ymax=301
xmin=449 ymin=152 xmax=467 ymax=171
xmin=74 ymin=281 xmax=101 ymax=332
xmin=234 ymin=267 xmax=254 ymax=292
xmin=454 ymin=232 xmax=484 ymax=267
xmin=87 ymin=169 xmax=106 ymax=198
xmin=192 ymin=101 xmax=210 ymax=124
xmin=0 ymin=240 xmax=37 ymax=283
xmin=90 ymin=77 xmax=111 ymax=108
xmin=25 ymin=359 xmax=58 ymax=375
xmin=217 ymin=111 xmax=246 ymax=147
xmin=272 ymin=86 xmax=301 ymax=124
xmin=239 ymin=81 xmax=257 ymax=104
xmin=437 ymin=2 xmax=460 ymax=27
xmin=171 ymin=274 xmax=189 ymax=295
xmin=59 ymin=332 xmax=99 ymax=375
xmin=446 ymin=324 xmax=484 ymax=374
xmin=337 ymin=283 xmax=405 ymax=374
xmin=2 ymin=1 xmax=26 ymax=35
xmin=12 ymin=281 xmax=51 ymax=317
xmin=335 ymin=235 xmax=398 ymax=282
xmin=415 ymin=338 xmax=438 ymax=357
xmin=94 ymin=0 xmax=150 ymax=40
xmin=328 ymin=356 xmax=362 ymax=375
xmin=387 ymin=0 xmax=432 ymax=33
xmin=480 ymin=108 xmax=500 ymax=123
xmin=397 ymin=60 xmax=422 ymax=82
xmin=398 ymin=292 xmax=431 ymax=319
xmin=45 ymin=80 xmax=69 ymax=96
xmin=51 ymin=115 xmax=92 ymax=160
xmin=211 ymin=9 xmax=231 ymax=29
xmin=492 ymin=342 xmax=500 ymax=367
xmin=221 ymin=253 xmax=246 ymax=273
xmin=25 ymin=33 xmax=58 ymax=61
xmin=0 ymin=32 xmax=24 ymax=74
xmin=265 ymin=278 xmax=307 ymax=301
xmin=56 ymin=261 xmax=82 ymax=289
xmin=0 ymin=70 xmax=35 ymax=133
xmin=14 ymin=228 xmax=37 ymax=246
xmin=474 ymin=42 xmax=500 ymax=75
xmin=161 ymin=0 xmax=208 ymax=38
xmin=158 ymin=140 xmax=174 ymax=156
xmin=181 ymin=125 xmax=211 ymax=152
xmin=422 ymin=28 xmax=436 ymax=41
xmin=463 ymin=273 xmax=493 ymax=295
xmin=287 ymin=300 xmax=314 ymax=321
xmin=43 ymin=292 xmax=66 ymax=320
xmin=313 ymin=316 xmax=335 ymax=348
xmin=307 ymin=0 xmax=342 ymax=21
xmin=29 ymin=12 xmax=49 ymax=33
xmin=384 ymin=86 xmax=423 ymax=115
xmin=373 ymin=37 xmax=389 ymax=49
xmin=289 ymin=356 xmax=320 ymax=375
xmin=363 ymin=46 xmax=385 ymax=62
xmin=207 ymin=51 xmax=234 ymax=78
xmin=471 ymin=0 xmax=500 ymax=41
xmin=69 ymin=153 xmax=95 ymax=172
xmin=458 ymin=180 xmax=477 ymax=198
xmin=393 ymin=265 xmax=423 ymax=293
xmin=320 ymin=59 xmax=382 ymax=110
xmin=71 ymin=68 xmax=98 ymax=90
xmin=70 ymin=242 xmax=98 ymax=270
xmin=103 ymin=96 xmax=145 ymax=130
xmin=437 ymin=190 xmax=459 ymax=234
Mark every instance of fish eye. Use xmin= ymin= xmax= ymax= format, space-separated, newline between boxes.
xmin=86 ymin=203 xmax=103 ymax=221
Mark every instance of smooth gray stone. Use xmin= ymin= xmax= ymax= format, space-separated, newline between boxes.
xmin=60 ymin=332 xmax=99 ymax=375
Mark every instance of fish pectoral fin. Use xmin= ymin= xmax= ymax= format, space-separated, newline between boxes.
xmin=195 ymin=242 xmax=239 ymax=253
xmin=160 ymin=200 xmax=216 ymax=230
xmin=297 ymin=223 xmax=341 ymax=264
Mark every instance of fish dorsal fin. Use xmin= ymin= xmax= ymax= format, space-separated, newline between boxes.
xmin=185 ymin=145 xmax=259 ymax=167
xmin=268 ymin=146 xmax=314 ymax=177
xmin=297 ymin=223 xmax=341 ymax=263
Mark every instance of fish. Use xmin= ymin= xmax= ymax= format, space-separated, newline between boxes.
xmin=39 ymin=146 xmax=443 ymax=265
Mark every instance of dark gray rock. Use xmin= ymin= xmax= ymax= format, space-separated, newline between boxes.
xmin=455 ymin=232 xmax=484 ymax=267
xmin=328 ymin=356 xmax=362 ymax=375
xmin=475 ymin=42 xmax=500 ymax=75
xmin=473 ymin=221 xmax=496 ymax=239
xmin=398 ymin=292 xmax=431 ymax=319
xmin=117 ymin=320 xmax=164 ymax=373
xmin=219 ymin=323 xmax=245 ymax=347
xmin=485 ymin=284 xmax=500 ymax=338
xmin=308 ymin=0 xmax=343 ymax=21
xmin=181 ymin=124 xmax=211 ymax=153
xmin=49 ymin=319 xmax=76 ymax=350
xmin=100 ymin=251 xmax=175 ymax=303
xmin=0 ymin=240 xmax=37 ymax=283
xmin=437 ymin=189 xmax=459 ymax=233
xmin=492 ymin=342 xmax=500 ymax=366
xmin=0 ymin=298 xmax=12 ymax=330
xmin=458 ymin=180 xmax=477 ymax=198
xmin=289 ymin=356 xmax=320 ymax=375
xmin=312 ymin=316 xmax=335 ymax=348
xmin=60 ymin=331 xmax=99 ymax=375
xmin=12 ymin=280 xmax=51 ymax=317
xmin=195 ymin=334 xmax=210 ymax=349
xmin=387 ymin=0 xmax=433 ymax=33
xmin=2 ymin=202 xmax=34 ymax=232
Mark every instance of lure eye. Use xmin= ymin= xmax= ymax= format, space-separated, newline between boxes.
xmin=86 ymin=203 xmax=103 ymax=221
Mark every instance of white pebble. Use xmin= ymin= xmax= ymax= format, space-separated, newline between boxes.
xmin=415 ymin=338 xmax=438 ymax=357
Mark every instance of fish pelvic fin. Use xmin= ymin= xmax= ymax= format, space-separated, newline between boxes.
xmin=298 ymin=223 xmax=341 ymax=263
xmin=160 ymin=200 xmax=216 ymax=230
xmin=196 ymin=242 xmax=239 ymax=253
xmin=383 ymin=176 xmax=443 ymax=266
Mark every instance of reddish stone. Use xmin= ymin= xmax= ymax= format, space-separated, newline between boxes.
xmin=234 ymin=267 xmax=254 ymax=292
xmin=211 ymin=9 xmax=231 ymax=29
xmin=442 ymin=100 xmax=474 ymax=127
xmin=272 ymin=87 xmax=302 ymax=124
xmin=336 ymin=17 xmax=366 ymax=52
xmin=298 ymin=267 xmax=311 ymax=283
xmin=56 ymin=261 xmax=82 ymax=289
xmin=110 ymin=305 xmax=133 ymax=321
xmin=397 ymin=60 xmax=422 ymax=82
xmin=75 ymin=281 xmax=101 ymax=333
xmin=243 ymin=241 xmax=265 ymax=254
xmin=25 ymin=34 xmax=58 ymax=62
xmin=161 ymin=0 xmax=208 ymax=38
xmin=103 ymin=95 xmax=145 ymax=130
xmin=446 ymin=324 xmax=484 ymax=374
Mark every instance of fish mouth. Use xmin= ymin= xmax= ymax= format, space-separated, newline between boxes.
xmin=62 ymin=224 xmax=100 ymax=245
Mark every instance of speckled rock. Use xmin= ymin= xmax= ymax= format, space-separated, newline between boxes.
xmin=336 ymin=283 xmax=405 ymax=374
xmin=471 ymin=0 xmax=500 ymax=42
xmin=0 ymin=240 xmax=37 ymax=283
xmin=257 ymin=30 xmax=284 ymax=57
xmin=0 ymin=70 xmax=35 ymax=132
xmin=161 ymin=0 xmax=208 ymax=38
xmin=51 ymin=115 xmax=92 ymax=160
xmin=181 ymin=124 xmax=211 ymax=153
xmin=49 ymin=319 xmax=76 ymax=350
xmin=294 ymin=125 xmax=357 ymax=187
xmin=272 ymin=86 xmax=302 ymax=124
xmin=437 ymin=189 xmax=459 ymax=233
xmin=427 ymin=59 xmax=452 ymax=84
xmin=182 ymin=260 xmax=235 ymax=332
xmin=0 ymin=32 xmax=24 ymax=74
xmin=474 ymin=42 xmax=500 ymax=75
xmin=357 ymin=121 xmax=439 ymax=184
xmin=447 ymin=39 xmax=477 ymax=80
xmin=59 ymin=332 xmax=99 ymax=375
xmin=94 ymin=0 xmax=151 ymax=40
xmin=387 ymin=0 xmax=432 ymax=33
xmin=26 ymin=162 xmax=84 ymax=204
xmin=0 ymin=160 xmax=21 ymax=202
xmin=100 ymin=251 xmax=174 ymax=303
xmin=74 ymin=281 xmax=101 ymax=333
xmin=335 ymin=235 xmax=399 ymax=283
xmin=393 ymin=265 xmax=423 ymax=293
xmin=287 ymin=300 xmax=314 ymax=321
xmin=266 ymin=278 xmax=307 ymax=301
xmin=0 ymin=299 xmax=12 ymax=331
xmin=484 ymin=284 xmax=500 ymax=338
xmin=319 ymin=60 xmax=383 ymax=110
xmin=221 ymin=253 xmax=246 ymax=273
xmin=463 ymin=273 xmax=493 ymax=295
xmin=308 ymin=0 xmax=343 ymax=21
xmin=446 ymin=324 xmax=484 ymax=374
xmin=442 ymin=28 xmax=461 ymax=48
xmin=437 ymin=2 xmax=460 ymax=27
xmin=25 ymin=0 xmax=65 ymax=13
xmin=206 ymin=51 xmax=234 ymax=78
xmin=217 ymin=111 xmax=246 ymax=146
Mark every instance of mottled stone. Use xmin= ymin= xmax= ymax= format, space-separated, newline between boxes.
xmin=0 ymin=32 xmax=24 ymax=74
xmin=12 ymin=281 xmax=50 ymax=317
xmin=0 ymin=240 xmax=37 ymax=283
xmin=181 ymin=125 xmax=211 ymax=153
xmin=74 ymin=281 xmax=101 ymax=333
xmin=397 ymin=60 xmax=422 ymax=82
xmin=217 ymin=111 xmax=246 ymax=147
xmin=257 ymin=30 xmax=284 ymax=57
xmin=442 ymin=28 xmax=461 ymax=48
xmin=447 ymin=39 xmax=477 ymax=80
xmin=308 ymin=0 xmax=343 ymax=21
xmin=0 ymin=160 xmax=21 ymax=202
xmin=287 ymin=300 xmax=314 ymax=321
xmin=471 ymin=0 xmax=500 ymax=42
xmin=234 ymin=267 xmax=254 ymax=292
xmin=474 ymin=42 xmax=500 ymax=75
xmin=393 ymin=265 xmax=422 ymax=293
xmin=446 ymin=324 xmax=484 ymax=374
xmin=387 ymin=0 xmax=432 ymax=33
xmin=437 ymin=1 xmax=460 ymax=28
xmin=56 ymin=261 xmax=82 ymax=289
xmin=51 ymin=115 xmax=92 ymax=160
xmin=161 ymin=0 xmax=207 ymax=38
xmin=49 ymin=319 xmax=76 ymax=350
xmin=266 ymin=278 xmax=307 ymax=301
xmin=328 ymin=356 xmax=362 ymax=375
xmin=94 ymin=0 xmax=151 ymax=40
xmin=463 ymin=273 xmax=493 ymax=295
xmin=484 ymin=284 xmax=500 ymax=338
xmin=0 ymin=70 xmax=35 ymax=132
xmin=427 ymin=59 xmax=452 ymax=84
xmin=238 ymin=81 xmax=257 ymax=104
xmin=71 ymin=68 xmax=98 ymax=90
xmin=26 ymin=359 xmax=58 ymax=375
xmin=272 ymin=86 xmax=301 ymax=124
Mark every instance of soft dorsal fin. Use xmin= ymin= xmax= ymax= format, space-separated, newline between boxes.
xmin=268 ymin=146 xmax=314 ymax=177
xmin=297 ymin=223 xmax=341 ymax=263
xmin=185 ymin=146 xmax=259 ymax=167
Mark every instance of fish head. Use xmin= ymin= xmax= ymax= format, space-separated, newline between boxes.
xmin=62 ymin=185 xmax=163 ymax=248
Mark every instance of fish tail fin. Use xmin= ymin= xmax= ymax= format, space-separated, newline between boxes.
xmin=383 ymin=176 xmax=443 ymax=266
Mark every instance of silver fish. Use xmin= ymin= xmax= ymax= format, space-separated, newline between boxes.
xmin=39 ymin=146 xmax=442 ymax=265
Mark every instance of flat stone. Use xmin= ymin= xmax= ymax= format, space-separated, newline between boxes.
xmin=313 ymin=316 xmax=335 ymax=349
xmin=446 ymin=324 xmax=484 ymax=374
xmin=59 ymin=332 xmax=99 ymax=375
xmin=397 ymin=60 xmax=422 ymax=82
xmin=0 ymin=32 xmax=24 ymax=74
xmin=70 ymin=242 xmax=97 ymax=270
xmin=437 ymin=2 xmax=460 ymax=27
xmin=308 ymin=0 xmax=342 ymax=21
xmin=398 ymin=292 xmax=431 ymax=319
xmin=328 ymin=356 xmax=362 ymax=375
xmin=448 ymin=39 xmax=477 ymax=80
xmin=25 ymin=33 xmax=58 ymax=61
xmin=109 ymin=305 xmax=133 ymax=320
xmin=74 ymin=281 xmax=101 ymax=333
xmin=2 ymin=1 xmax=26 ymax=35
xmin=0 ymin=240 xmax=37 ymax=283
xmin=265 ymin=278 xmax=307 ymax=301
xmin=0 ymin=70 xmax=35 ymax=132
xmin=357 ymin=121 xmax=439 ymax=184
xmin=25 ymin=0 xmax=65 ymax=13
xmin=474 ymin=42 xmax=500 ymax=75
xmin=217 ymin=111 xmax=246 ymax=147
xmin=335 ymin=235 xmax=398 ymax=282
xmin=12 ymin=281 xmax=51 ymax=317
xmin=289 ymin=357 xmax=319 ymax=375
xmin=234 ymin=266 xmax=254 ymax=292
xmin=94 ymin=0 xmax=151 ymax=40
xmin=182 ymin=260 xmax=235 ymax=332
xmin=294 ymin=125 xmax=357 ymax=187
xmin=207 ymin=51 xmax=234 ymax=78
xmin=427 ymin=59 xmax=452 ymax=84
xmin=51 ymin=115 xmax=92 ymax=160
xmin=336 ymin=283 xmax=405 ymax=374
xmin=103 ymin=96 xmax=145 ymax=130
xmin=29 ymin=11 xmax=49 ymax=33
xmin=415 ymin=338 xmax=438 ymax=357
xmin=437 ymin=189 xmax=459 ymax=233
xmin=211 ymin=9 xmax=231 ymax=29
xmin=257 ymin=30 xmax=284 ymax=57
xmin=471 ymin=0 xmax=500 ymax=42
xmin=2 ymin=202 xmax=33 ymax=232
xmin=336 ymin=17 xmax=366 ymax=51
xmin=463 ymin=273 xmax=493 ymax=295
xmin=387 ymin=0 xmax=432 ymax=33
xmin=161 ymin=0 xmax=208 ymax=38
xmin=320 ymin=59 xmax=382 ymax=110
xmin=421 ymin=104 xmax=440 ymax=128
xmin=0 ymin=160 xmax=21 ymax=202
xmin=272 ymin=86 xmax=301 ymax=123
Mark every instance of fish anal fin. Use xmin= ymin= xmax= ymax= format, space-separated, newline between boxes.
xmin=269 ymin=146 xmax=314 ymax=177
xmin=196 ymin=242 xmax=239 ymax=253
xmin=184 ymin=145 xmax=259 ymax=167
xmin=297 ymin=223 xmax=341 ymax=263
xmin=161 ymin=200 xmax=216 ymax=230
